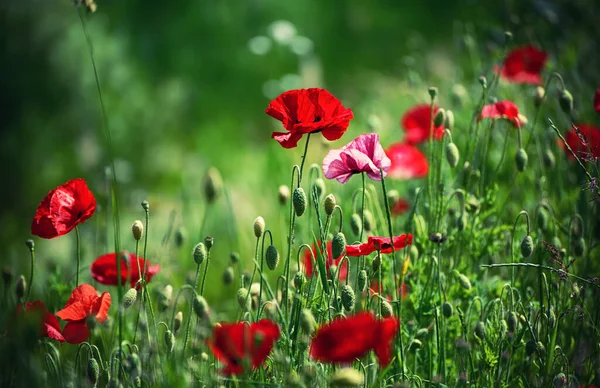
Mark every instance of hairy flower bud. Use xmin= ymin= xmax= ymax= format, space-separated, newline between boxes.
xmin=222 ymin=266 xmax=234 ymax=285
xmin=558 ymin=89 xmax=574 ymax=114
xmin=278 ymin=185 xmax=290 ymax=205
xmin=445 ymin=110 xmax=455 ymax=131
xmin=131 ymin=220 xmax=144 ymax=241
xmin=552 ymin=373 xmax=567 ymax=388
xmin=324 ymin=194 xmax=336 ymax=216
xmin=434 ymin=109 xmax=446 ymax=128
xmin=292 ymin=188 xmax=307 ymax=217
xmin=474 ymin=321 xmax=485 ymax=340
xmin=446 ymin=142 xmax=460 ymax=168
xmin=300 ymin=309 xmax=316 ymax=335
xmin=193 ymin=295 xmax=208 ymax=318
xmin=164 ymin=330 xmax=175 ymax=353
xmin=193 ymin=242 xmax=207 ymax=265
xmin=387 ymin=189 xmax=400 ymax=209
xmin=442 ymin=302 xmax=454 ymax=318
xmin=341 ymin=285 xmax=355 ymax=312
xmin=87 ymin=358 xmax=100 ymax=385
xmin=203 ymin=167 xmax=223 ymax=204
xmin=381 ymin=300 xmax=394 ymax=317
xmin=507 ymin=311 xmax=518 ymax=332
xmin=537 ymin=208 xmax=549 ymax=232
xmin=410 ymin=339 xmax=423 ymax=352
xmin=357 ymin=270 xmax=367 ymax=292
xmin=521 ymin=235 xmax=534 ymax=258
xmin=363 ymin=209 xmax=375 ymax=232
xmin=329 ymin=368 xmax=364 ymax=387
xmin=15 ymin=275 xmax=26 ymax=300
xmin=237 ymin=288 xmax=250 ymax=311
xmin=372 ymin=253 xmax=381 ymax=273
xmin=123 ymin=288 xmax=138 ymax=309
xmin=174 ymin=311 xmax=183 ymax=333
xmin=312 ymin=178 xmax=325 ymax=200
xmin=515 ymin=148 xmax=528 ymax=172
xmin=331 ymin=232 xmax=346 ymax=260
xmin=457 ymin=273 xmax=472 ymax=290
xmin=141 ymin=200 xmax=150 ymax=212
xmin=265 ymin=245 xmax=280 ymax=270
xmin=350 ymin=213 xmax=362 ymax=236
xmin=294 ymin=272 xmax=305 ymax=289
xmin=230 ymin=252 xmax=240 ymax=265
xmin=542 ymin=149 xmax=556 ymax=169
xmin=253 ymin=216 xmax=265 ymax=238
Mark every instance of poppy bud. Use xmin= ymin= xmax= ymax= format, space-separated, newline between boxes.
xmin=381 ymin=300 xmax=394 ymax=317
xmin=340 ymin=285 xmax=355 ymax=312
xmin=573 ymin=237 xmax=586 ymax=256
xmin=312 ymin=178 xmax=325 ymax=200
xmin=329 ymin=368 xmax=364 ymax=387
xmin=237 ymin=288 xmax=250 ymax=310
xmin=203 ymin=167 xmax=223 ymax=204
xmin=164 ymin=330 xmax=175 ymax=353
xmin=558 ymin=89 xmax=574 ymax=114
xmin=300 ymin=309 xmax=316 ymax=334
xmin=123 ymin=288 xmax=138 ymax=309
xmin=434 ymin=109 xmax=446 ymax=128
xmin=230 ymin=252 xmax=240 ymax=265
xmin=474 ymin=321 xmax=485 ymax=340
xmin=253 ymin=216 xmax=265 ymax=239
xmin=445 ymin=110 xmax=454 ymax=131
xmin=174 ymin=311 xmax=183 ymax=333
xmin=537 ymin=208 xmax=549 ymax=232
xmin=363 ymin=209 xmax=375 ymax=232
xmin=265 ymin=245 xmax=280 ymax=270
xmin=515 ymin=148 xmax=528 ymax=172
xmin=534 ymin=86 xmax=545 ymax=107
xmin=193 ymin=295 xmax=208 ymax=318
xmin=455 ymin=273 xmax=471 ymax=290
xmin=410 ymin=339 xmax=423 ymax=352
xmin=324 ymin=194 xmax=336 ymax=216
xmin=507 ymin=311 xmax=518 ymax=332
xmin=87 ymin=358 xmax=100 ymax=385
xmin=357 ymin=270 xmax=367 ymax=292
xmin=193 ymin=242 xmax=207 ymax=265
xmin=331 ymin=232 xmax=346 ymax=260
xmin=141 ymin=200 xmax=149 ymax=212
xmin=350 ymin=213 xmax=362 ymax=236
xmin=278 ymin=185 xmax=290 ymax=205
xmin=542 ymin=149 xmax=556 ymax=169
xmin=372 ymin=253 xmax=381 ymax=273
xmin=204 ymin=236 xmax=214 ymax=251
xmin=416 ymin=328 xmax=429 ymax=339
xmin=131 ymin=220 xmax=144 ymax=241
xmin=478 ymin=76 xmax=487 ymax=89
xmin=456 ymin=213 xmax=467 ymax=231
xmin=15 ymin=275 xmax=26 ymax=300
xmin=520 ymin=236 xmax=534 ymax=258
xmin=294 ymin=272 xmax=305 ymax=289
xmin=428 ymin=87 xmax=438 ymax=100
xmin=536 ymin=341 xmax=546 ymax=356
xmin=292 ymin=187 xmax=307 ymax=217
xmin=445 ymin=142 xmax=460 ymax=168
xmin=174 ymin=226 xmax=186 ymax=248
xmin=25 ymin=239 xmax=34 ymax=251
xmin=222 ymin=266 xmax=234 ymax=285
xmin=442 ymin=302 xmax=453 ymax=318
xmin=552 ymin=373 xmax=566 ymax=388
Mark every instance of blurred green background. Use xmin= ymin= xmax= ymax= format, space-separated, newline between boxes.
xmin=2 ymin=0 xmax=599 ymax=301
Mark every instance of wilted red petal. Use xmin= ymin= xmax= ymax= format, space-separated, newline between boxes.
xmin=62 ymin=320 xmax=90 ymax=344
xmin=478 ymin=100 xmax=521 ymax=128
xmin=372 ymin=317 xmax=400 ymax=366
xmin=91 ymin=252 xmax=160 ymax=288
xmin=498 ymin=46 xmax=548 ymax=84
xmin=43 ymin=313 xmax=65 ymax=342
xmin=385 ymin=143 xmax=429 ymax=180
xmin=595 ymin=89 xmax=600 ymax=114
xmin=560 ymin=123 xmax=600 ymax=161
xmin=31 ymin=178 xmax=96 ymax=239
xmin=401 ymin=105 xmax=444 ymax=144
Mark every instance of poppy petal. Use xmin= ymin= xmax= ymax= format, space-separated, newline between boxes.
xmin=62 ymin=320 xmax=91 ymax=344
xmin=385 ymin=143 xmax=429 ymax=180
xmin=498 ymin=46 xmax=548 ymax=84
xmin=93 ymin=292 xmax=111 ymax=323
xmin=373 ymin=317 xmax=400 ymax=366
xmin=595 ymin=89 xmax=600 ymax=114
xmin=401 ymin=105 xmax=444 ymax=144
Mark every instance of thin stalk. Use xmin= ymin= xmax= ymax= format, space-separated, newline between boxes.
xmin=25 ymin=243 xmax=35 ymax=302
xmin=75 ymin=226 xmax=81 ymax=287
xmin=199 ymin=249 xmax=212 ymax=296
xmin=480 ymin=263 xmax=599 ymax=288
xmin=181 ymin=263 xmax=202 ymax=360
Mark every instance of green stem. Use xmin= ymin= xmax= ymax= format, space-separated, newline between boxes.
xmin=26 ymin=244 xmax=35 ymax=303
xmin=199 ymin=250 xmax=211 ymax=296
xmin=75 ymin=226 xmax=81 ymax=287
xmin=181 ymin=264 xmax=201 ymax=360
xmin=481 ymin=263 xmax=599 ymax=288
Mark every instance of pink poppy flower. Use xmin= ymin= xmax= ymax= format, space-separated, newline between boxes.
xmin=385 ymin=143 xmax=429 ymax=180
xmin=322 ymin=133 xmax=391 ymax=184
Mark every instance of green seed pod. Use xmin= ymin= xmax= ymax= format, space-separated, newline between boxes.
xmin=410 ymin=339 xmax=423 ymax=352
xmin=128 ymin=353 xmax=142 ymax=379
xmin=515 ymin=148 xmax=528 ymax=172
xmin=445 ymin=142 xmax=460 ymax=168
xmin=445 ymin=110 xmax=454 ymax=131
xmin=193 ymin=243 xmax=207 ymax=265
xmin=331 ymin=232 xmax=346 ymax=259
xmin=573 ymin=237 xmax=586 ymax=257
xmin=543 ymin=149 xmax=556 ymax=169
xmin=193 ymin=295 xmax=208 ymax=318
xmin=416 ymin=328 xmax=429 ymax=339
xmin=122 ymin=288 xmax=138 ymax=309
xmin=312 ymin=178 xmax=325 ymax=200
xmin=25 ymin=239 xmax=35 ymax=251
xmin=15 ymin=275 xmax=26 ymax=300
xmin=478 ymin=76 xmax=487 ymax=89
xmin=381 ymin=300 xmax=394 ymax=317
xmin=428 ymin=87 xmax=438 ymax=99
xmin=329 ymin=367 xmax=364 ymax=387
xmin=294 ymin=272 xmax=305 ymax=289
xmin=324 ymin=194 xmax=336 ymax=216
xmin=521 ymin=236 xmax=534 ymax=258
xmin=292 ymin=188 xmax=307 ymax=217
xmin=174 ymin=311 xmax=183 ymax=333
xmin=278 ymin=185 xmax=290 ymax=205
xmin=442 ymin=302 xmax=454 ymax=318
xmin=222 ymin=266 xmax=234 ymax=285
xmin=474 ymin=321 xmax=485 ymax=340
xmin=164 ymin=330 xmax=175 ymax=353
xmin=300 ymin=309 xmax=316 ymax=335
xmin=558 ymin=89 xmax=574 ymax=114
xmin=253 ymin=216 xmax=265 ymax=238
xmin=537 ymin=208 xmax=549 ymax=232
xmin=507 ymin=312 xmax=518 ymax=332
xmin=341 ymin=285 xmax=356 ymax=312
xmin=265 ymin=245 xmax=280 ymax=270
xmin=357 ymin=270 xmax=368 ymax=292
xmin=552 ymin=373 xmax=567 ymax=388
xmin=237 ymin=288 xmax=250 ymax=311
xmin=363 ymin=210 xmax=375 ymax=232
xmin=456 ymin=213 xmax=467 ymax=231
xmin=131 ymin=220 xmax=144 ymax=241
xmin=534 ymin=86 xmax=545 ymax=107
xmin=203 ymin=167 xmax=222 ymax=204
xmin=350 ymin=213 xmax=362 ymax=236
xmin=87 ymin=358 xmax=100 ymax=385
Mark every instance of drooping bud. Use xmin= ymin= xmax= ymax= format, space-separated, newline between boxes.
xmin=515 ymin=148 xmax=528 ymax=172
xmin=174 ymin=311 xmax=183 ymax=333
xmin=537 ymin=208 xmax=549 ymax=232
xmin=357 ymin=270 xmax=368 ymax=292
xmin=534 ymin=86 xmax=545 ymax=107
xmin=543 ymin=149 xmax=556 ymax=169
xmin=222 ymin=266 xmax=234 ymax=285
xmin=123 ymin=288 xmax=138 ymax=309
xmin=457 ymin=273 xmax=472 ymax=290
xmin=558 ymin=89 xmax=574 ymax=114
xmin=573 ymin=237 xmax=586 ymax=257
xmin=265 ymin=245 xmax=280 ymax=270
xmin=446 ymin=142 xmax=460 ymax=168
xmin=203 ymin=167 xmax=223 ymax=204
xmin=442 ymin=302 xmax=454 ymax=318
xmin=329 ymin=368 xmax=364 ymax=387
xmin=520 ymin=236 xmax=534 ymax=258
xmin=164 ymin=330 xmax=175 ymax=353
xmin=237 ymin=288 xmax=251 ymax=311
xmin=87 ymin=358 xmax=100 ymax=385
xmin=341 ymin=285 xmax=355 ymax=312
xmin=299 ymin=309 xmax=316 ymax=335
xmin=193 ymin=243 xmax=207 ymax=265
xmin=381 ymin=300 xmax=394 ymax=317
xmin=131 ymin=220 xmax=144 ymax=241
xmin=428 ymin=87 xmax=438 ymax=100
xmin=312 ymin=178 xmax=325 ymax=200
xmin=15 ymin=275 xmax=26 ymax=300
xmin=253 ymin=216 xmax=265 ymax=238
xmin=363 ymin=210 xmax=375 ymax=232
xmin=141 ymin=200 xmax=150 ymax=212
xmin=474 ymin=321 xmax=485 ymax=340
xmin=350 ymin=213 xmax=362 ymax=236
xmin=445 ymin=110 xmax=454 ymax=131
xmin=410 ymin=339 xmax=423 ymax=352
xmin=434 ymin=109 xmax=446 ymax=128
xmin=278 ymin=185 xmax=290 ymax=205
xmin=193 ymin=295 xmax=208 ymax=318
xmin=25 ymin=239 xmax=34 ymax=251
xmin=478 ymin=76 xmax=487 ymax=89
xmin=331 ymin=232 xmax=346 ymax=259
xmin=324 ymin=194 xmax=336 ymax=216
xmin=292 ymin=187 xmax=307 ymax=217
xmin=174 ymin=226 xmax=186 ymax=248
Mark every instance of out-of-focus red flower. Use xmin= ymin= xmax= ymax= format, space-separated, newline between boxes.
xmin=322 ymin=133 xmax=391 ymax=183
xmin=369 ymin=280 xmax=409 ymax=300
xmin=15 ymin=300 xmax=64 ymax=342
xmin=560 ymin=123 xmax=600 ymax=161
xmin=90 ymin=252 xmax=160 ymax=288
xmin=207 ymin=319 xmax=280 ymax=375
xmin=498 ymin=46 xmax=548 ymax=84
xmin=385 ymin=143 xmax=429 ymax=180
xmin=309 ymin=312 xmax=399 ymax=366
xmin=346 ymin=234 xmax=413 ymax=257
xmin=594 ymin=88 xmax=600 ymax=114
xmin=31 ymin=178 xmax=96 ymax=239
xmin=391 ymin=198 xmax=410 ymax=216
xmin=266 ymin=88 xmax=354 ymax=149
xmin=56 ymin=284 xmax=111 ymax=344
xmin=401 ymin=104 xmax=444 ymax=144
xmin=302 ymin=241 xmax=348 ymax=279
xmin=478 ymin=100 xmax=522 ymax=128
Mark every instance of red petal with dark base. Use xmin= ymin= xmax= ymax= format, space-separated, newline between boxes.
xmin=91 ymin=252 xmax=160 ymax=288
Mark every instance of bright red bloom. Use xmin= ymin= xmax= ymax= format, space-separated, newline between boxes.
xmin=478 ymin=100 xmax=522 ymax=128
xmin=309 ymin=312 xmax=399 ymax=366
xmin=266 ymin=88 xmax=354 ymax=149
xmin=56 ymin=284 xmax=111 ymax=344
xmin=15 ymin=301 xmax=64 ymax=342
xmin=346 ymin=234 xmax=413 ymax=257
xmin=302 ymin=240 xmax=348 ymax=279
xmin=31 ymin=178 xmax=96 ymax=239
xmin=391 ymin=198 xmax=410 ymax=216
xmin=594 ymin=89 xmax=600 ymax=114
xmin=498 ymin=46 xmax=548 ymax=84
xmin=207 ymin=319 xmax=280 ymax=375
xmin=560 ymin=123 xmax=600 ymax=161
xmin=401 ymin=104 xmax=444 ymax=144
xmin=385 ymin=143 xmax=429 ymax=180
xmin=91 ymin=252 xmax=160 ymax=288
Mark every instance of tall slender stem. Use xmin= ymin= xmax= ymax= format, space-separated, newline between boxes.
xmin=25 ymin=243 xmax=35 ymax=302
xmin=75 ymin=226 xmax=81 ymax=287
xmin=182 ymin=264 xmax=201 ymax=360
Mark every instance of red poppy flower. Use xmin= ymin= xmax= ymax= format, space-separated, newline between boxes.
xmin=369 ymin=280 xmax=408 ymax=300
xmin=560 ymin=123 xmax=600 ymax=161
xmin=385 ymin=143 xmax=429 ymax=180
xmin=31 ymin=178 xmax=96 ymax=239
xmin=206 ymin=319 xmax=280 ymax=375
xmin=56 ymin=284 xmax=111 ymax=344
xmin=302 ymin=240 xmax=348 ymax=279
xmin=346 ymin=234 xmax=413 ymax=257
xmin=91 ymin=252 xmax=160 ymax=288
xmin=401 ymin=104 xmax=445 ymax=144
xmin=309 ymin=312 xmax=399 ymax=366
xmin=266 ymin=88 xmax=354 ymax=149
xmin=497 ymin=46 xmax=548 ymax=84
xmin=594 ymin=88 xmax=600 ymax=114
xmin=478 ymin=100 xmax=522 ymax=128
xmin=391 ymin=198 xmax=410 ymax=216
xmin=15 ymin=300 xmax=64 ymax=342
